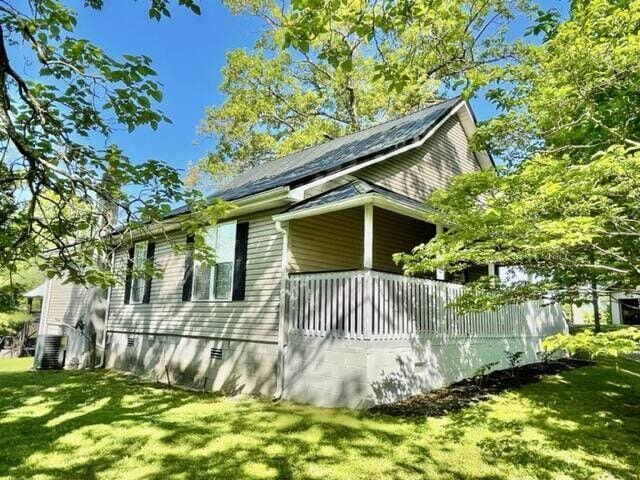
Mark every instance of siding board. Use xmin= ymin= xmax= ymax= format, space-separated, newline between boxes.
xmin=372 ymin=208 xmax=436 ymax=274
xmin=107 ymin=211 xmax=283 ymax=342
xmin=45 ymin=278 xmax=90 ymax=328
xmin=289 ymin=207 xmax=364 ymax=272
xmin=357 ymin=116 xmax=481 ymax=201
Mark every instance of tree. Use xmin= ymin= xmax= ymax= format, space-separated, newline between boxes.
xmin=0 ymin=263 xmax=43 ymax=338
xmin=192 ymin=0 xmax=534 ymax=185
xmin=396 ymin=0 xmax=640 ymax=332
xmin=0 ymin=0 xmax=223 ymax=303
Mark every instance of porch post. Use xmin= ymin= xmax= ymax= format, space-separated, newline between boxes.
xmin=363 ymin=203 xmax=373 ymax=269
xmin=488 ymin=262 xmax=497 ymax=276
xmin=363 ymin=203 xmax=373 ymax=339
xmin=435 ymin=224 xmax=446 ymax=281
xmin=274 ymin=220 xmax=290 ymax=398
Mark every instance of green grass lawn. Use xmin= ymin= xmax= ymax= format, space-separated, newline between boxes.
xmin=1 ymin=357 xmax=639 ymax=480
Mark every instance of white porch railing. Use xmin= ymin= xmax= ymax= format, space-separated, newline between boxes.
xmin=288 ymin=270 xmax=563 ymax=340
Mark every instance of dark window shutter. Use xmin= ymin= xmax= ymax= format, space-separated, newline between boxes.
xmin=232 ymin=222 xmax=249 ymax=301
xmin=142 ymin=242 xmax=155 ymax=304
xmin=182 ymin=234 xmax=195 ymax=301
xmin=124 ymin=246 xmax=135 ymax=304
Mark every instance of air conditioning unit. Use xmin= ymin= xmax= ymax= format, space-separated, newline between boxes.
xmin=34 ymin=335 xmax=67 ymax=370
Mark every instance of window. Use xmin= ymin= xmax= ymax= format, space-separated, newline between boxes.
xmin=192 ymin=222 xmax=237 ymax=301
xmin=130 ymin=240 xmax=148 ymax=304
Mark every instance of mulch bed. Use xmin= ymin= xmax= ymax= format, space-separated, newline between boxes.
xmin=369 ymin=358 xmax=592 ymax=417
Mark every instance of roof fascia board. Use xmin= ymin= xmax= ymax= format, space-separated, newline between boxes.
xmin=372 ymin=196 xmax=432 ymax=222
xmin=273 ymin=194 xmax=376 ymax=222
xmin=231 ymin=186 xmax=291 ymax=206
xmin=287 ymin=101 xmax=465 ymax=202
xmin=456 ymin=102 xmax=493 ymax=170
xmin=272 ymin=193 xmax=432 ymax=223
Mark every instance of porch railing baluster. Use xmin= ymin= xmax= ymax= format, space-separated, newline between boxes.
xmin=287 ymin=270 xmax=562 ymax=341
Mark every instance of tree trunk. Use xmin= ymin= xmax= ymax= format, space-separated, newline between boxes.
xmin=591 ymin=279 xmax=601 ymax=333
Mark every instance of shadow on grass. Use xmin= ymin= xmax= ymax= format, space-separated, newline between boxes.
xmin=432 ymin=358 xmax=640 ymax=479
xmin=1 ymin=357 xmax=639 ymax=479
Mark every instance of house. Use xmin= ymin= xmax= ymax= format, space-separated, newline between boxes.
xmin=611 ymin=293 xmax=640 ymax=326
xmin=34 ymin=98 xmax=567 ymax=408
xmin=0 ymin=284 xmax=43 ymax=359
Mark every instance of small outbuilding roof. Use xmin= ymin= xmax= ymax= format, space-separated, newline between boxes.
xmin=24 ymin=283 xmax=46 ymax=298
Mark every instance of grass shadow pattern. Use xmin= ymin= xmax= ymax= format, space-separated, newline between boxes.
xmin=0 ymin=357 xmax=639 ymax=479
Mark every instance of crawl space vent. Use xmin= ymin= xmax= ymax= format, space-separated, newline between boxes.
xmin=127 ymin=337 xmax=135 ymax=348
xmin=210 ymin=348 xmax=223 ymax=360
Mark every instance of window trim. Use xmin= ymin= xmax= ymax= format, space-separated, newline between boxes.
xmin=191 ymin=221 xmax=237 ymax=302
xmin=129 ymin=240 xmax=148 ymax=305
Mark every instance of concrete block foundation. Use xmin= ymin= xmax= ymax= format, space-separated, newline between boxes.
xmin=283 ymin=333 xmax=563 ymax=408
xmin=105 ymin=332 xmax=278 ymax=396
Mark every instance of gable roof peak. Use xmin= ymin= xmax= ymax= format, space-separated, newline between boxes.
xmin=213 ymin=97 xmax=464 ymax=202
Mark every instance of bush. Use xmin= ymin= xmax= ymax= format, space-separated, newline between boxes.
xmin=0 ymin=311 xmax=30 ymax=337
xmin=542 ymin=328 xmax=640 ymax=359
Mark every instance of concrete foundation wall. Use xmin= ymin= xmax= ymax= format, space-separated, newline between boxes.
xmin=283 ymin=333 xmax=564 ymax=409
xmin=105 ymin=331 xmax=278 ymax=396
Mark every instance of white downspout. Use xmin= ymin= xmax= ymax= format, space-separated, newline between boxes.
xmin=273 ymin=220 xmax=290 ymax=399
xmin=97 ymin=250 xmax=116 ymax=369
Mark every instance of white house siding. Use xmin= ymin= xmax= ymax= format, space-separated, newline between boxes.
xmin=105 ymin=210 xmax=284 ymax=396
xmin=107 ymin=211 xmax=283 ymax=341
xmin=356 ymin=115 xmax=481 ymax=201
xmin=287 ymin=206 xmax=436 ymax=275
xmin=372 ymin=207 xmax=435 ymax=274
xmin=611 ymin=292 xmax=640 ymax=325
xmin=43 ymin=277 xmax=90 ymax=333
xmin=36 ymin=277 xmax=105 ymax=369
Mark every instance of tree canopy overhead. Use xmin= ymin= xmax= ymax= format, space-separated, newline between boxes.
xmin=397 ymin=0 xmax=640 ymax=329
xmin=191 ymin=0 xmax=534 ymax=186
xmin=0 ymin=0 xmax=222 ymax=297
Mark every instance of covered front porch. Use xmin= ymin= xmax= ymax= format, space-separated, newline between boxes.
xmin=273 ymin=182 xmax=565 ymax=407
xmin=274 ymin=180 xmax=500 ymax=340
xmin=280 ymin=181 xmax=447 ymax=278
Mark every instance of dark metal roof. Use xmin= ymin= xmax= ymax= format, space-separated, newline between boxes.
xmin=287 ymin=180 xmax=432 ymax=215
xmin=167 ymin=97 xmax=462 ymax=217
xmin=217 ymin=97 xmax=461 ymax=200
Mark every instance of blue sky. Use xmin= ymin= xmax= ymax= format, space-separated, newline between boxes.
xmin=69 ymin=1 xmax=565 ymax=177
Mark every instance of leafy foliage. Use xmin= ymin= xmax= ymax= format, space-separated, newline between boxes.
xmin=193 ymin=0 xmax=534 ymax=186
xmin=0 ymin=311 xmax=30 ymax=337
xmin=397 ymin=147 xmax=640 ymax=309
xmin=504 ymin=350 xmax=524 ymax=369
xmin=542 ymin=328 xmax=640 ymax=359
xmin=0 ymin=263 xmax=43 ymax=328
xmin=397 ymin=0 xmax=640 ymax=319
xmin=473 ymin=361 xmax=500 ymax=385
xmin=0 ymin=0 xmax=228 ymax=301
